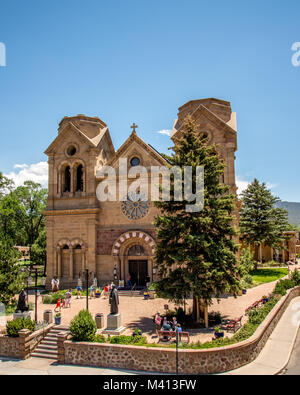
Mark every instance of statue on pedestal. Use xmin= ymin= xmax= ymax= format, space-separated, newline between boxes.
xmin=16 ymin=289 xmax=28 ymax=313
xmin=109 ymin=283 xmax=119 ymax=314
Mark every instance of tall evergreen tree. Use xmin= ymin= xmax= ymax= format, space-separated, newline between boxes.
xmin=153 ymin=116 xmax=241 ymax=325
xmin=239 ymin=179 xmax=289 ymax=269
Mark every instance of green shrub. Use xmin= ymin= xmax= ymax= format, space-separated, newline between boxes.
xmin=6 ymin=317 xmax=36 ymax=337
xmin=148 ymin=282 xmax=157 ymax=291
xmin=42 ymin=292 xmax=65 ymax=304
xmin=244 ymin=274 xmax=253 ymax=285
xmin=274 ymin=279 xmax=295 ymax=295
xmin=70 ymin=310 xmax=97 ymax=342
xmin=248 ymin=309 xmax=265 ymax=325
xmin=291 ymin=270 xmax=300 ymax=286
xmin=108 ymin=335 xmax=147 ymax=345
xmin=94 ymin=334 xmax=106 ymax=343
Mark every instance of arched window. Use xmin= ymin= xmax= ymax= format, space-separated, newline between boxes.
xmin=75 ymin=244 xmax=82 ymax=250
xmin=64 ymin=166 xmax=71 ymax=192
xmin=62 ymin=245 xmax=69 ymax=250
xmin=76 ymin=164 xmax=84 ymax=192
xmin=128 ymin=245 xmax=145 ymax=256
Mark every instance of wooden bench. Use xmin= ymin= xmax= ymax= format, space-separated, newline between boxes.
xmin=225 ymin=316 xmax=243 ymax=333
xmin=158 ymin=330 xmax=190 ymax=343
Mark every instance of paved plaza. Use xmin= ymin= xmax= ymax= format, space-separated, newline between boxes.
xmin=2 ymin=268 xmax=296 ymax=344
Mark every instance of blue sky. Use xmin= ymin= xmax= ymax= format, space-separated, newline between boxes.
xmin=0 ymin=0 xmax=300 ymax=201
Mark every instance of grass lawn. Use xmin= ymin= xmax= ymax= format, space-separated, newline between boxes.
xmin=250 ymin=268 xmax=288 ymax=285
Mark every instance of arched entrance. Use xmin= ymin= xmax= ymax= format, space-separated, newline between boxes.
xmin=127 ymin=245 xmax=148 ymax=286
xmin=112 ymin=231 xmax=156 ymax=287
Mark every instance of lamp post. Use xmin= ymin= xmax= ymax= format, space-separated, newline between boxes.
xmin=176 ymin=328 xmax=179 ymax=375
xmin=34 ymin=268 xmax=38 ymax=322
xmin=85 ymin=268 xmax=89 ymax=311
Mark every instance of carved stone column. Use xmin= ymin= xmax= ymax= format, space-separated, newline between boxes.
xmin=70 ymin=167 xmax=74 ymax=196
xmin=70 ymin=246 xmax=74 ymax=280
xmin=81 ymin=249 xmax=86 ymax=272
xmin=57 ymin=247 xmax=62 ymax=278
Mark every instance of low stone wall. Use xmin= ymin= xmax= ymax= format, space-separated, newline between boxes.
xmin=0 ymin=323 xmax=54 ymax=359
xmin=0 ymin=335 xmax=20 ymax=358
xmin=59 ymin=287 xmax=300 ymax=374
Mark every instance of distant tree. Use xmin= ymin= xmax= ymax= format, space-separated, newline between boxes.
xmin=0 ymin=172 xmax=14 ymax=199
xmin=239 ymin=179 xmax=289 ymax=269
xmin=239 ymin=247 xmax=255 ymax=278
xmin=0 ymin=239 xmax=23 ymax=306
xmin=31 ymin=227 xmax=47 ymax=272
xmin=13 ymin=181 xmax=47 ymax=258
xmin=154 ymin=116 xmax=241 ymax=326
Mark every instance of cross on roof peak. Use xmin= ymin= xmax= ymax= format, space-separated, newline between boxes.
xmin=130 ymin=122 xmax=138 ymax=133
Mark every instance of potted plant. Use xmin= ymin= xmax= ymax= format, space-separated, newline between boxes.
xmin=214 ymin=326 xmax=224 ymax=338
xmin=95 ymin=289 xmax=102 ymax=298
xmin=242 ymin=289 xmax=247 ymax=294
xmin=55 ymin=312 xmax=61 ymax=325
xmin=143 ymin=290 xmax=150 ymax=300
xmin=262 ymin=295 xmax=269 ymax=303
xmin=148 ymin=283 xmax=156 ymax=299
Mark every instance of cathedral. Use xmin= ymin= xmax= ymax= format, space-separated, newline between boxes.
xmin=44 ymin=98 xmax=238 ymax=289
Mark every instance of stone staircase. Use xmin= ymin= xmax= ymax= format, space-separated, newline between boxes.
xmin=31 ymin=325 xmax=69 ymax=360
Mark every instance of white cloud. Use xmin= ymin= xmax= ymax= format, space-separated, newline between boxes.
xmin=157 ymin=129 xmax=172 ymax=136
xmin=236 ymin=176 xmax=279 ymax=196
xmin=236 ymin=177 xmax=250 ymax=196
xmin=4 ymin=161 xmax=48 ymax=188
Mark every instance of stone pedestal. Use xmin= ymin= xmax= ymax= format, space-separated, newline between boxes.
xmin=13 ymin=311 xmax=32 ymax=320
xmin=103 ymin=313 xmax=126 ymax=335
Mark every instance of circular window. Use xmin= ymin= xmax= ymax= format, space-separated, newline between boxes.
xmin=121 ymin=193 xmax=150 ymax=220
xmin=67 ymin=145 xmax=77 ymax=156
xmin=130 ymin=157 xmax=140 ymax=167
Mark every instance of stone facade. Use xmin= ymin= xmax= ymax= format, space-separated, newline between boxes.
xmin=57 ymin=287 xmax=300 ymax=374
xmin=44 ymin=98 xmax=238 ymax=289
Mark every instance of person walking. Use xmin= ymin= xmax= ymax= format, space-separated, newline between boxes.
xmin=51 ymin=276 xmax=59 ymax=293
xmin=65 ymin=289 xmax=72 ymax=308
xmin=154 ymin=312 xmax=162 ymax=336
xmin=77 ymin=277 xmax=82 ymax=299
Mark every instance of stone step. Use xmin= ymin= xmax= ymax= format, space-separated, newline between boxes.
xmin=53 ymin=325 xmax=70 ymax=331
xmin=31 ymin=351 xmax=57 ymax=359
xmin=31 ymin=347 xmax=57 ymax=357
xmin=44 ymin=334 xmax=58 ymax=340
xmin=37 ymin=344 xmax=58 ymax=351
xmin=43 ymin=336 xmax=58 ymax=342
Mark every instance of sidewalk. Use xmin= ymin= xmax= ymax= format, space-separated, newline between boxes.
xmin=0 ymin=357 xmax=139 ymax=375
xmin=223 ymin=296 xmax=300 ymax=375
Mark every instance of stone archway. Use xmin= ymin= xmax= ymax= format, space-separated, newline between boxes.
xmin=111 ymin=231 xmax=156 ymax=285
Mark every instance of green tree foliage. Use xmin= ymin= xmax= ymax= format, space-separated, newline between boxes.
xmin=239 ymin=247 xmax=255 ymax=278
xmin=154 ymin=116 xmax=241 ymax=322
xmin=0 ymin=172 xmax=14 ymax=198
xmin=239 ymin=179 xmax=289 ymax=268
xmin=31 ymin=227 xmax=47 ymax=269
xmin=0 ymin=239 xmax=23 ymax=305
xmin=0 ymin=177 xmax=47 ymax=305
xmin=13 ymin=181 xmax=47 ymax=252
